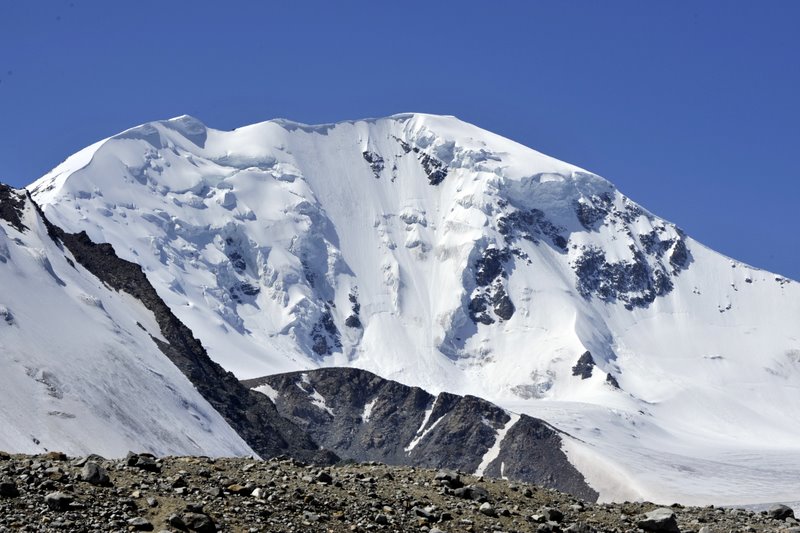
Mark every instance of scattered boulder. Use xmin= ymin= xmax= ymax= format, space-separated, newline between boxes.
xmin=453 ymin=484 xmax=490 ymax=502
xmin=479 ymin=502 xmax=497 ymax=517
xmin=182 ymin=511 xmax=217 ymax=532
xmin=315 ymin=470 xmax=333 ymax=484
xmin=127 ymin=517 xmax=154 ymax=531
xmin=638 ymin=507 xmax=681 ymax=533
xmin=768 ymin=503 xmax=795 ymax=520
xmin=44 ymin=491 xmax=74 ymax=511
xmin=435 ymin=470 xmax=463 ymax=489
xmin=80 ymin=461 xmax=110 ymax=486
xmin=542 ymin=506 xmax=564 ymax=523
xmin=126 ymin=452 xmax=160 ymax=473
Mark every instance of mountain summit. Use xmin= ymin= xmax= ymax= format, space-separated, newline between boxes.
xmin=27 ymin=113 xmax=800 ymax=504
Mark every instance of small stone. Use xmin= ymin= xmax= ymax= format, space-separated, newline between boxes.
xmin=453 ymin=485 xmax=489 ymax=502
xmin=44 ymin=491 xmax=74 ymax=511
xmin=127 ymin=517 xmax=154 ymax=531
xmin=315 ymin=470 xmax=333 ymax=484
xmin=226 ymin=483 xmax=251 ymax=495
xmin=413 ymin=506 xmax=435 ymax=521
xmin=44 ymin=451 xmax=67 ymax=461
xmin=374 ymin=513 xmax=389 ymax=525
xmin=185 ymin=502 xmax=205 ymax=513
xmin=80 ymin=461 xmax=110 ymax=486
xmin=146 ymin=497 xmax=158 ymax=508
xmin=542 ymin=507 xmax=564 ymax=523
xmin=434 ymin=470 xmax=463 ymax=489
xmin=565 ymin=523 xmax=596 ymax=533
xmin=168 ymin=514 xmax=186 ymax=529
xmin=637 ymin=507 xmax=681 ymax=533
xmin=479 ymin=502 xmax=496 ymax=517
xmin=768 ymin=504 xmax=795 ymax=520
xmin=182 ymin=512 xmax=216 ymax=533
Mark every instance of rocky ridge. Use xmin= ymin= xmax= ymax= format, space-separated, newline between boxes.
xmin=244 ymin=368 xmax=597 ymax=501
xmin=0 ymin=452 xmax=796 ymax=533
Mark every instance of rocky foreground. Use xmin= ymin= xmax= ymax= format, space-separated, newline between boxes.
xmin=0 ymin=452 xmax=797 ymax=533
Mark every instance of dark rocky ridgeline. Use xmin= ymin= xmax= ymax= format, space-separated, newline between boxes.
xmin=18 ymin=190 xmax=336 ymax=465
xmin=243 ymin=367 xmax=598 ymax=501
xmin=0 ymin=452 xmax=794 ymax=533
xmin=0 ymin=183 xmax=28 ymax=232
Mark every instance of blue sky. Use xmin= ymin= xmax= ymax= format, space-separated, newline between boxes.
xmin=1 ymin=1 xmax=798 ymax=279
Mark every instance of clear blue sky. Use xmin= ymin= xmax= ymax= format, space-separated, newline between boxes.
xmin=1 ymin=1 xmax=798 ymax=279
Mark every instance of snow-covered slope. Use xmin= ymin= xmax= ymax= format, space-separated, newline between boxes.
xmin=29 ymin=113 xmax=800 ymax=504
xmin=0 ymin=185 xmax=254 ymax=458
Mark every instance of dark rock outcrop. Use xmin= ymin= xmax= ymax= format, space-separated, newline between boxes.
xmin=244 ymin=367 xmax=598 ymax=501
xmin=0 ymin=184 xmax=28 ymax=233
xmin=362 ymin=151 xmax=385 ymax=178
xmin=572 ymin=351 xmax=595 ymax=379
xmin=469 ymin=247 xmax=515 ymax=325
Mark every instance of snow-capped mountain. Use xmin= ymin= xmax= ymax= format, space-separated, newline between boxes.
xmin=28 ymin=113 xmax=800 ymax=505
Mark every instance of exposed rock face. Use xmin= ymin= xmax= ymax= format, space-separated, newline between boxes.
xmin=30 ymin=194 xmax=336 ymax=465
xmin=572 ymin=351 xmax=595 ymax=379
xmin=469 ymin=247 xmax=515 ymax=325
xmin=362 ymin=150 xmax=385 ymax=178
xmin=0 ymin=184 xmax=27 ymax=233
xmin=244 ymin=367 xmax=598 ymax=501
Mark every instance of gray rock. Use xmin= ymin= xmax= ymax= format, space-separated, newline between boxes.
xmin=168 ymin=514 xmax=186 ymax=529
xmin=413 ymin=506 xmax=435 ymax=520
xmin=479 ymin=501 xmax=496 ymax=517
xmin=44 ymin=491 xmax=74 ymax=511
xmin=127 ymin=517 xmax=154 ymax=531
xmin=435 ymin=470 xmax=463 ymax=488
xmin=182 ymin=512 xmax=217 ymax=533
xmin=638 ymin=507 xmax=680 ymax=533
xmin=768 ymin=504 xmax=795 ymax=520
xmin=542 ymin=506 xmax=564 ymax=523
xmin=565 ymin=523 xmax=596 ymax=533
xmin=453 ymin=484 xmax=489 ymax=502
xmin=72 ymin=454 xmax=106 ymax=468
xmin=315 ymin=470 xmax=333 ymax=484
xmin=80 ymin=461 xmax=110 ymax=486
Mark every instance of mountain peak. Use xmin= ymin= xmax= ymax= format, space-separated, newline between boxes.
xmin=25 ymin=113 xmax=800 ymax=504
